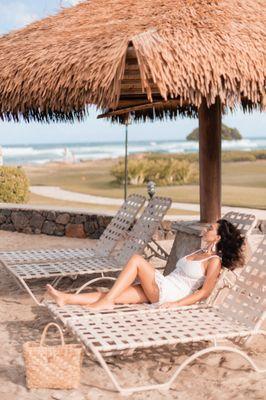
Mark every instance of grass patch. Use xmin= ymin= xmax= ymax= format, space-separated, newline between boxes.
xmin=25 ymin=156 xmax=266 ymax=210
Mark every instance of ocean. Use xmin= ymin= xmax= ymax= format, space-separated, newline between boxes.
xmin=1 ymin=138 xmax=266 ymax=166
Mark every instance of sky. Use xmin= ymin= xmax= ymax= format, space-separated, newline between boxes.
xmin=0 ymin=0 xmax=265 ymax=145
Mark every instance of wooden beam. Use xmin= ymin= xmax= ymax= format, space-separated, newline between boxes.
xmin=120 ymin=89 xmax=160 ymax=96
xmin=97 ymin=99 xmax=181 ymax=119
xmin=121 ymin=76 xmax=142 ymax=81
xmin=109 ymin=98 xmax=155 ymax=108
xmin=120 ymin=87 xmax=160 ymax=96
xmin=120 ymin=83 xmax=158 ymax=91
xmin=119 ymin=94 xmax=164 ymax=100
xmin=125 ymin=59 xmax=139 ymax=66
xmin=199 ymin=97 xmax=222 ymax=223
xmin=124 ymin=64 xmax=140 ymax=71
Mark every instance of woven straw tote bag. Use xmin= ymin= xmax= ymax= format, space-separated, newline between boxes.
xmin=23 ymin=322 xmax=83 ymax=389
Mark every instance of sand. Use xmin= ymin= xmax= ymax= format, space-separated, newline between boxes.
xmin=0 ymin=231 xmax=265 ymax=400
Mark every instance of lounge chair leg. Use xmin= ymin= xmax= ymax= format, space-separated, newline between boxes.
xmin=17 ymin=278 xmax=44 ymax=306
xmin=86 ymin=343 xmax=266 ymax=396
xmin=167 ymin=345 xmax=266 ymax=388
xmin=86 ymin=347 xmax=171 ymax=396
xmin=244 ymin=314 xmax=266 ymax=345
xmin=51 ymin=276 xmax=64 ymax=288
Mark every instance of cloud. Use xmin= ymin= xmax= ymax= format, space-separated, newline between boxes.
xmin=0 ymin=2 xmax=39 ymax=33
xmin=0 ymin=1 xmax=85 ymax=35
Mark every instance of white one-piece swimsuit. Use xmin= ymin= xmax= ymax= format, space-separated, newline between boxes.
xmin=154 ymin=250 xmax=220 ymax=304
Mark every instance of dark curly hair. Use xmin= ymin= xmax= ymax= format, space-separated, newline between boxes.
xmin=216 ymin=219 xmax=245 ymax=270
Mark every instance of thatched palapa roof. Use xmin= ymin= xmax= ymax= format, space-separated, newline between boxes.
xmin=0 ymin=0 xmax=265 ymax=122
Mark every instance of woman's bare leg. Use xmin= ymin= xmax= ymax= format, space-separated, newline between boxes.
xmin=46 ymin=284 xmax=105 ymax=306
xmin=46 ymin=255 xmax=158 ymax=309
xmin=114 ymin=284 xmax=149 ymax=304
xmin=88 ymin=254 xmax=159 ymax=310
xmin=46 ymin=283 xmax=148 ymax=307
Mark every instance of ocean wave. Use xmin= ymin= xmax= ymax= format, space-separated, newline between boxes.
xmin=77 ymin=152 xmax=124 ymax=160
xmin=2 ymin=138 xmax=265 ymax=165
xmin=221 ymin=139 xmax=257 ymax=150
xmin=3 ymin=147 xmax=35 ymax=156
xmin=3 ymin=146 xmax=64 ymax=157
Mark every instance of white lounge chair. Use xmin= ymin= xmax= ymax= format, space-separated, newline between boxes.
xmin=45 ymin=211 xmax=256 ymax=312
xmin=46 ymin=235 xmax=266 ymax=395
xmin=220 ymin=211 xmax=256 ymax=236
xmin=0 ymin=193 xmax=146 ymax=265
xmin=44 ymin=211 xmax=257 ymax=320
xmin=1 ymin=196 xmax=172 ymax=305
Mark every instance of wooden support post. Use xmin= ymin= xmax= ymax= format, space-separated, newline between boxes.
xmin=123 ymin=114 xmax=131 ymax=201
xmin=199 ymin=97 xmax=222 ymax=223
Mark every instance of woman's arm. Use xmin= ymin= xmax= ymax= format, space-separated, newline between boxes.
xmin=160 ymin=257 xmax=222 ymax=309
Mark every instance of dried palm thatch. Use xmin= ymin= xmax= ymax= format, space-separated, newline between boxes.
xmin=0 ymin=0 xmax=265 ymax=122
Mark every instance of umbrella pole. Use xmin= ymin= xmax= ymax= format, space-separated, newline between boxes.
xmin=199 ymin=97 xmax=222 ymax=223
xmin=124 ymin=121 xmax=129 ymax=201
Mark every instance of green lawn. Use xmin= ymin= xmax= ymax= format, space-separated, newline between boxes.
xmin=26 ymin=158 xmax=266 ymax=210
xmin=222 ymin=162 xmax=266 ymax=187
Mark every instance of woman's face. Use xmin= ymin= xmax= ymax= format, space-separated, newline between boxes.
xmin=202 ymin=223 xmax=220 ymax=243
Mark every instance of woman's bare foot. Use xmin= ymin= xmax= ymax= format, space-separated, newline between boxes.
xmin=87 ymin=297 xmax=115 ymax=310
xmin=46 ymin=284 xmax=68 ymax=307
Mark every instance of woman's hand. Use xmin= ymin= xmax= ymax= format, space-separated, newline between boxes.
xmin=159 ymin=301 xmax=179 ymax=309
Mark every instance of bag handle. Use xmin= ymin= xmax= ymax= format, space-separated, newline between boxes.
xmin=40 ymin=323 xmax=65 ymax=346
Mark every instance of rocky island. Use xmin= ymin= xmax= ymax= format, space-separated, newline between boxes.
xmin=187 ymin=124 xmax=242 ymax=141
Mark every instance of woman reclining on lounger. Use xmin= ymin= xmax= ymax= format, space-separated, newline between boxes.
xmin=46 ymin=219 xmax=245 ymax=310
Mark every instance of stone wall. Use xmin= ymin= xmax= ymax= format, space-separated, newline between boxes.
xmin=0 ymin=206 xmax=112 ymax=239
xmin=0 ymin=205 xmax=175 ymax=240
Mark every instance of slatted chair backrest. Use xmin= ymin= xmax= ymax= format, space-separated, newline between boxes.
xmin=93 ymin=194 xmax=146 ymax=256
xmin=114 ymin=196 xmax=172 ymax=264
xmin=219 ymin=235 xmax=266 ymax=329
xmin=222 ymin=211 xmax=256 ymax=236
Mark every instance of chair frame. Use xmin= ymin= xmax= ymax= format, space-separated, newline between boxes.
xmin=45 ymin=234 xmax=265 ymax=395
xmin=43 ymin=218 xmax=265 ymax=395
xmin=0 ymin=193 xmax=146 ymax=266
xmin=0 ymin=196 xmax=172 ymax=305
xmin=47 ymin=211 xmax=257 ymax=306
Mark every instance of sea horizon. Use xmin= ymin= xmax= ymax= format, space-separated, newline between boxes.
xmin=1 ymin=137 xmax=266 ymax=166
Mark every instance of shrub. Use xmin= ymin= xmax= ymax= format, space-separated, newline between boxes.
xmin=147 ymin=152 xmax=199 ymax=163
xmin=111 ymin=159 xmax=147 ymax=185
xmin=0 ymin=166 xmax=29 ymax=203
xmin=111 ymin=158 xmax=198 ymax=186
xmin=147 ymin=150 xmax=266 ymax=163
xmin=111 ymin=148 xmax=265 ymax=187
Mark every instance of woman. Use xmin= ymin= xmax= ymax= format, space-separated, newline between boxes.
xmin=46 ymin=219 xmax=245 ymax=310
